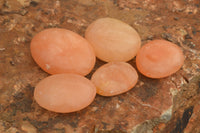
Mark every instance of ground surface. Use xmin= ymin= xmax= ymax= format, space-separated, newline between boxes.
xmin=0 ymin=0 xmax=200 ymax=133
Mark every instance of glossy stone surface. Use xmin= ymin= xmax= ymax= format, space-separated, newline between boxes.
xmin=34 ymin=74 xmax=96 ymax=113
xmin=85 ymin=17 xmax=141 ymax=62
xmin=31 ymin=28 xmax=96 ymax=75
xmin=136 ymin=40 xmax=184 ymax=78
xmin=1 ymin=0 xmax=199 ymax=132
xmin=91 ymin=62 xmax=138 ymax=96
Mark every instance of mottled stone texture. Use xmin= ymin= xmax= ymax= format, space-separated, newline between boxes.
xmin=0 ymin=0 xmax=200 ymax=132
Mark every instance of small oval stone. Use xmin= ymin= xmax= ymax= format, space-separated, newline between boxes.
xmin=136 ymin=39 xmax=184 ymax=78
xmin=31 ymin=28 xmax=96 ymax=76
xmin=85 ymin=17 xmax=141 ymax=62
xmin=34 ymin=74 xmax=96 ymax=113
xmin=91 ymin=62 xmax=138 ymax=96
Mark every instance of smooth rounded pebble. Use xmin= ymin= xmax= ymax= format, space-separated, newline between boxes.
xmin=31 ymin=28 xmax=96 ymax=76
xmin=91 ymin=62 xmax=138 ymax=96
xmin=34 ymin=73 xmax=96 ymax=113
xmin=85 ymin=17 xmax=141 ymax=62
xmin=136 ymin=40 xmax=184 ymax=78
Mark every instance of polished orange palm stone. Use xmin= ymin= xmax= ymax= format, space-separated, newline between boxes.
xmin=34 ymin=73 xmax=96 ymax=113
xmin=91 ymin=62 xmax=138 ymax=96
xmin=30 ymin=28 xmax=96 ymax=75
xmin=85 ymin=17 xmax=141 ymax=62
xmin=136 ymin=40 xmax=184 ymax=78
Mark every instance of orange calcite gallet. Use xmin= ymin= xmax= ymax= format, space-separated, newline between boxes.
xmin=34 ymin=74 xmax=96 ymax=113
xmin=85 ymin=18 xmax=141 ymax=62
xmin=136 ymin=40 xmax=184 ymax=78
xmin=31 ymin=28 xmax=96 ymax=75
xmin=91 ymin=62 xmax=138 ymax=96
